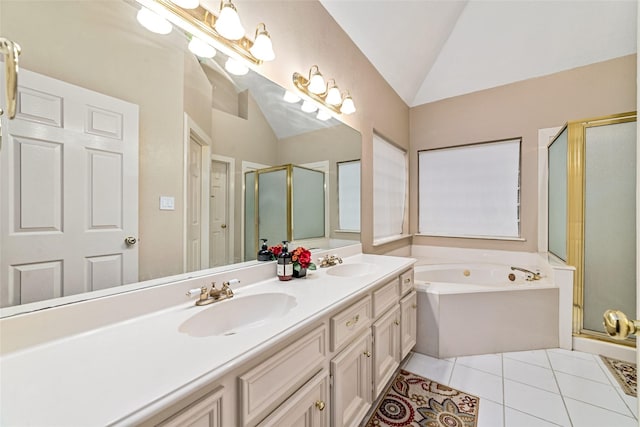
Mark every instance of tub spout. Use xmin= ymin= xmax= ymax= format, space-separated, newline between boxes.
xmin=510 ymin=266 xmax=542 ymax=281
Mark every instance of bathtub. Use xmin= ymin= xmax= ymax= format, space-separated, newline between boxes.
xmin=413 ymin=263 xmax=562 ymax=358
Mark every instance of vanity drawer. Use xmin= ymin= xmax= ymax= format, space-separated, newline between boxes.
xmin=399 ymin=269 xmax=414 ymax=296
xmin=373 ymin=279 xmax=399 ymax=318
xmin=330 ymin=296 xmax=372 ymax=352
xmin=239 ymin=325 xmax=326 ymax=427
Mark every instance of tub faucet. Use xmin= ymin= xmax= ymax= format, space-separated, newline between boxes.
xmin=510 ymin=266 xmax=542 ymax=281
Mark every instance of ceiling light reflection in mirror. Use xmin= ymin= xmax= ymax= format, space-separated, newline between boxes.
xmin=0 ymin=0 xmax=361 ymax=316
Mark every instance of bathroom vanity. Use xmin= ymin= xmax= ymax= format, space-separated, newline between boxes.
xmin=0 ymin=249 xmax=415 ymax=426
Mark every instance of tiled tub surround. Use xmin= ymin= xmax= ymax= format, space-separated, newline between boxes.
xmin=411 ymin=246 xmax=574 ymax=358
xmin=0 ymin=246 xmax=415 ymax=426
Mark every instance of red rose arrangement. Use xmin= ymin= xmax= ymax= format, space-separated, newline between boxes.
xmin=268 ymin=244 xmax=316 ymax=272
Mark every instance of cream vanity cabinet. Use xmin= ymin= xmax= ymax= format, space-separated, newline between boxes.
xmin=147 ymin=268 xmax=416 ymax=427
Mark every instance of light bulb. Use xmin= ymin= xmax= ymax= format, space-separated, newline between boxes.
xmin=308 ymin=71 xmax=325 ymax=95
xmin=250 ymin=31 xmax=275 ymax=61
xmin=316 ymin=110 xmax=331 ymax=121
xmin=225 ymin=57 xmax=249 ymax=76
xmin=137 ymin=7 xmax=172 ymax=35
xmin=170 ymin=0 xmax=199 ymax=9
xmin=340 ymin=95 xmax=356 ymax=115
xmin=325 ymin=86 xmax=342 ymax=106
xmin=283 ymin=91 xmax=301 ymax=103
xmin=188 ymin=37 xmax=216 ymax=58
xmin=301 ymin=100 xmax=318 ymax=113
xmin=215 ymin=2 xmax=245 ymax=40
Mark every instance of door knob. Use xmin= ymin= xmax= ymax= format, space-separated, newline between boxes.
xmin=603 ymin=309 xmax=640 ymax=339
xmin=221 ymin=224 xmax=227 ymax=229
xmin=124 ymin=236 xmax=138 ymax=246
xmin=315 ymin=400 xmax=325 ymax=411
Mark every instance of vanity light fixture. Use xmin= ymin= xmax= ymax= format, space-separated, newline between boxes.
xmin=170 ymin=0 xmax=199 ymax=9
xmin=292 ymin=66 xmax=356 ymax=115
xmin=225 ymin=57 xmax=249 ymax=76
xmin=215 ymin=0 xmax=245 ymax=41
xmin=137 ymin=6 xmax=173 ymax=34
xmin=135 ymin=0 xmax=275 ymax=66
xmin=188 ymin=36 xmax=216 ymax=58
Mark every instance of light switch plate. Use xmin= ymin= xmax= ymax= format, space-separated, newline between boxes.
xmin=159 ymin=196 xmax=175 ymax=210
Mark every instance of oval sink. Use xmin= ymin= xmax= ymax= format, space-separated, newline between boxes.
xmin=179 ymin=293 xmax=297 ymax=337
xmin=326 ymin=263 xmax=376 ymax=277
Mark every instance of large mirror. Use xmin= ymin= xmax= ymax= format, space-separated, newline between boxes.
xmin=0 ymin=0 xmax=361 ymax=313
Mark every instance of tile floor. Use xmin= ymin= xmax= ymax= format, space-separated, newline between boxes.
xmin=404 ymin=349 xmax=638 ymax=427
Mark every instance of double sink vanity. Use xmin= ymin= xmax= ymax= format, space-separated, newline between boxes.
xmin=0 ymin=248 xmax=416 ymax=426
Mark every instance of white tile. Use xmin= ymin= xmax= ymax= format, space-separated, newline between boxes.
xmin=504 ymin=379 xmax=571 ymax=426
xmin=595 ymin=356 xmax=627 ymax=390
xmin=449 ymin=364 xmax=503 ymax=404
xmin=505 ymin=407 xmax=564 ymax=426
xmin=555 ymin=372 xmax=632 ymax=417
xmin=564 ymin=397 xmax=637 ymax=427
xmin=503 ymin=350 xmax=551 ymax=369
xmin=456 ymin=353 xmax=502 ymax=376
xmin=548 ymin=351 xmax=610 ymax=384
xmin=405 ymin=352 xmax=455 ymax=385
xmin=477 ymin=398 xmax=504 ymax=427
xmin=547 ymin=348 xmax=596 ymax=361
xmin=503 ymin=358 xmax=559 ymax=393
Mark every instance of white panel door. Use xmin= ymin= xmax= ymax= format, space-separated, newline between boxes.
xmin=0 ymin=68 xmax=139 ymax=307
xmin=186 ymin=136 xmax=203 ymax=272
xmin=210 ymin=159 xmax=229 ymax=266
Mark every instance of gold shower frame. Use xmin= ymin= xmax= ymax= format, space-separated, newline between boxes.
xmin=557 ymin=111 xmax=637 ymax=345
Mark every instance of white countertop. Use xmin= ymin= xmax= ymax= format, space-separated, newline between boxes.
xmin=0 ymin=253 xmax=414 ymax=426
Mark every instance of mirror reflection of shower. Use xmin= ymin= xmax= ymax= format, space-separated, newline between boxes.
xmin=244 ymin=164 xmax=326 ymax=260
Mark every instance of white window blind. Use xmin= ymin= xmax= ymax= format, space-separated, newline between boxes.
xmin=418 ymin=139 xmax=521 ymax=238
xmin=373 ymin=134 xmax=408 ymax=241
xmin=337 ymin=160 xmax=361 ymax=231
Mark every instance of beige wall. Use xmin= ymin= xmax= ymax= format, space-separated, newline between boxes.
xmin=410 ymin=55 xmax=637 ymax=252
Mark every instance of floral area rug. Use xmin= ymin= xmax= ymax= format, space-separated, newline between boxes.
xmin=363 ymin=369 xmax=479 ymax=427
xmin=601 ymin=355 xmax=637 ymax=397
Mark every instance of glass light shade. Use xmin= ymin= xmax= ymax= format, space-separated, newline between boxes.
xmin=170 ymin=0 xmax=199 ymax=9
xmin=316 ymin=109 xmax=331 ymax=121
xmin=325 ymin=86 xmax=342 ymax=106
xmin=137 ymin=7 xmax=172 ymax=35
xmin=188 ymin=37 xmax=216 ymax=58
xmin=340 ymin=96 xmax=356 ymax=115
xmin=215 ymin=3 xmax=245 ymax=40
xmin=283 ymin=90 xmax=301 ymax=103
xmin=249 ymin=33 xmax=275 ymax=61
xmin=301 ymin=100 xmax=318 ymax=113
xmin=308 ymin=72 xmax=325 ymax=95
xmin=225 ymin=57 xmax=249 ymax=76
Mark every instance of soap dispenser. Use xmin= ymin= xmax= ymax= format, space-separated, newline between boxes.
xmin=257 ymin=239 xmax=272 ymax=261
xmin=277 ymin=240 xmax=293 ymax=281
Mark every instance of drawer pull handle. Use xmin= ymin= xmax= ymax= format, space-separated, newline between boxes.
xmin=363 ymin=350 xmax=371 ymax=358
xmin=394 ymin=319 xmax=400 ymax=326
xmin=346 ymin=314 xmax=360 ymax=327
xmin=412 ymin=304 xmax=417 ymax=309
xmin=404 ymin=278 xmax=411 ymax=283
xmin=315 ymin=400 xmax=325 ymax=411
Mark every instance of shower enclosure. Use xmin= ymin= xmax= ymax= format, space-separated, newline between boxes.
xmin=244 ymin=164 xmax=325 ymax=260
xmin=548 ymin=111 xmax=637 ymax=344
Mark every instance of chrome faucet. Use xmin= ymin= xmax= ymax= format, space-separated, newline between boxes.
xmin=510 ymin=266 xmax=542 ymax=281
xmin=187 ymin=279 xmax=239 ymax=306
xmin=318 ymin=254 xmax=343 ymax=268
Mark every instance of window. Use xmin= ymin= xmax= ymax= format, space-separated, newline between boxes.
xmin=373 ymin=133 xmax=408 ymax=242
xmin=418 ymin=138 xmax=521 ymax=238
xmin=337 ymin=160 xmax=361 ymax=232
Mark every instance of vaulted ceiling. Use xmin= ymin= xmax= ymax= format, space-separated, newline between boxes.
xmin=319 ymin=0 xmax=637 ymax=107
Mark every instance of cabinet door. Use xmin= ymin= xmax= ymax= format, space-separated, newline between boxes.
xmin=157 ymin=387 xmax=224 ymax=427
xmin=258 ymin=371 xmax=328 ymax=427
xmin=372 ymin=305 xmax=400 ymax=397
xmin=331 ymin=330 xmax=372 ymax=427
xmin=400 ymin=291 xmax=417 ymax=359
